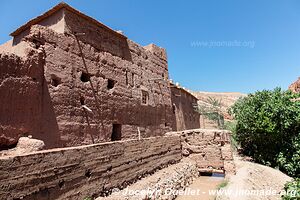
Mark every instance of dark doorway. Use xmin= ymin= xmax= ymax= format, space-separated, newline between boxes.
xmin=111 ymin=124 xmax=122 ymax=141
xmin=107 ymin=79 xmax=115 ymax=89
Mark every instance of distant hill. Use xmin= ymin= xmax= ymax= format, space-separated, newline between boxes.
xmin=192 ymin=91 xmax=247 ymax=120
xmin=289 ymin=77 xmax=300 ymax=93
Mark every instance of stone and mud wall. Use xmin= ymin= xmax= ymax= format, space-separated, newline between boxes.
xmin=39 ymin=15 xmax=172 ymax=146
xmin=0 ymin=49 xmax=61 ymax=149
xmin=0 ymin=4 xmax=204 ymax=148
xmin=0 ymin=5 xmax=174 ymax=148
xmin=167 ymin=129 xmax=235 ymax=175
xmin=97 ymin=159 xmax=199 ymax=200
xmin=39 ymin=21 xmax=172 ymax=146
xmin=0 ymin=4 xmax=234 ymax=200
xmin=170 ymin=83 xmax=200 ymax=131
xmin=0 ymin=129 xmax=234 ymax=200
xmin=0 ymin=136 xmax=181 ymax=200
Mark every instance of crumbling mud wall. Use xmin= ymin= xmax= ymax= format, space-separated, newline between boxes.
xmin=0 ymin=3 xmax=174 ymax=147
xmin=170 ymin=83 xmax=200 ymax=131
xmin=167 ymin=129 xmax=235 ymax=175
xmin=39 ymin=23 xmax=172 ymax=146
xmin=0 ymin=136 xmax=181 ymax=200
xmin=0 ymin=49 xmax=61 ymax=149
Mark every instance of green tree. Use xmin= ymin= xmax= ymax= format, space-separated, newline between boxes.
xmin=230 ymin=88 xmax=300 ymax=177
xmin=282 ymin=179 xmax=300 ymax=200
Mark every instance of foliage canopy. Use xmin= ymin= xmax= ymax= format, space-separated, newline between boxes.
xmin=230 ymin=88 xmax=300 ymax=178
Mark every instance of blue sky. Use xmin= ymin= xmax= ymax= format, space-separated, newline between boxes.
xmin=1 ymin=0 xmax=300 ymax=93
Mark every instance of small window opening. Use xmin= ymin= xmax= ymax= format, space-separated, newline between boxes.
xmin=131 ymin=73 xmax=135 ymax=87
xmin=125 ymin=71 xmax=128 ymax=85
xmin=141 ymin=90 xmax=149 ymax=105
xmin=111 ymin=124 xmax=122 ymax=141
xmin=107 ymin=79 xmax=115 ymax=89
xmin=80 ymin=71 xmax=90 ymax=82
xmin=58 ymin=180 xmax=65 ymax=188
xmin=85 ymin=169 xmax=92 ymax=178
xmin=50 ymin=75 xmax=61 ymax=87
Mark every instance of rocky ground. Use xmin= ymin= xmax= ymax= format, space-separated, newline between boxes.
xmin=216 ymin=155 xmax=292 ymax=200
xmin=97 ymin=153 xmax=292 ymax=200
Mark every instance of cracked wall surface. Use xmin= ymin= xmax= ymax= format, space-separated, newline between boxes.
xmin=170 ymin=83 xmax=200 ymax=131
xmin=167 ymin=129 xmax=235 ymax=175
xmin=0 ymin=49 xmax=60 ymax=149
xmin=0 ymin=3 xmax=179 ymax=148
xmin=0 ymin=136 xmax=182 ymax=200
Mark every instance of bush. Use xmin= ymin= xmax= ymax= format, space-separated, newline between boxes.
xmin=278 ymin=135 xmax=300 ymax=177
xmin=282 ymin=179 xmax=300 ymax=199
xmin=223 ymin=120 xmax=236 ymax=132
xmin=223 ymin=121 xmax=239 ymax=150
xmin=230 ymin=88 xmax=300 ymax=177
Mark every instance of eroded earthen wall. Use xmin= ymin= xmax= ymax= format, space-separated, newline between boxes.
xmin=0 ymin=136 xmax=181 ymax=200
xmin=171 ymin=86 xmax=200 ymax=131
xmin=3 ymin=7 xmax=173 ymax=147
xmin=44 ymin=9 xmax=172 ymax=146
xmin=0 ymin=49 xmax=61 ymax=149
xmin=167 ymin=129 xmax=235 ymax=174
xmin=1 ymin=6 xmax=204 ymax=148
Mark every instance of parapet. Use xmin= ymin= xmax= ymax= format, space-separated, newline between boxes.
xmin=144 ymin=43 xmax=167 ymax=61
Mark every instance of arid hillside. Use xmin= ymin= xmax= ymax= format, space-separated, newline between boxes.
xmin=289 ymin=77 xmax=300 ymax=93
xmin=192 ymin=91 xmax=247 ymax=119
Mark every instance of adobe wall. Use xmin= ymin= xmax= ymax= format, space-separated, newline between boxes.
xmin=0 ymin=136 xmax=181 ymax=200
xmin=0 ymin=4 xmax=202 ymax=148
xmin=0 ymin=49 xmax=61 ymax=149
xmin=170 ymin=84 xmax=201 ymax=131
xmin=200 ymin=115 xmax=220 ymax=129
xmin=64 ymin=9 xmax=131 ymax=61
xmin=1 ymin=9 xmax=173 ymax=147
xmin=166 ymin=129 xmax=235 ymax=175
xmin=34 ymin=20 xmax=172 ymax=146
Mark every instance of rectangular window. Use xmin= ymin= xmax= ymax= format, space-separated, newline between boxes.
xmin=126 ymin=71 xmax=128 ymax=85
xmin=131 ymin=73 xmax=135 ymax=87
xmin=141 ymin=90 xmax=149 ymax=105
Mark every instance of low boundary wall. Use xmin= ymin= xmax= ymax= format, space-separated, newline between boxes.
xmin=0 ymin=136 xmax=181 ymax=200
xmin=167 ymin=129 xmax=235 ymax=175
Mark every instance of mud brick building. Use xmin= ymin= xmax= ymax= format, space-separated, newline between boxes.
xmin=0 ymin=3 xmax=200 ymax=149
xmin=170 ymin=82 xmax=200 ymax=131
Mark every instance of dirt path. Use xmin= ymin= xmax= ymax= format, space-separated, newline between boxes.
xmin=216 ymin=155 xmax=292 ymax=200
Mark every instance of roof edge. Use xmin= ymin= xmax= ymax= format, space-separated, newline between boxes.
xmin=10 ymin=2 xmax=126 ymax=39
xmin=169 ymin=82 xmax=198 ymax=100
